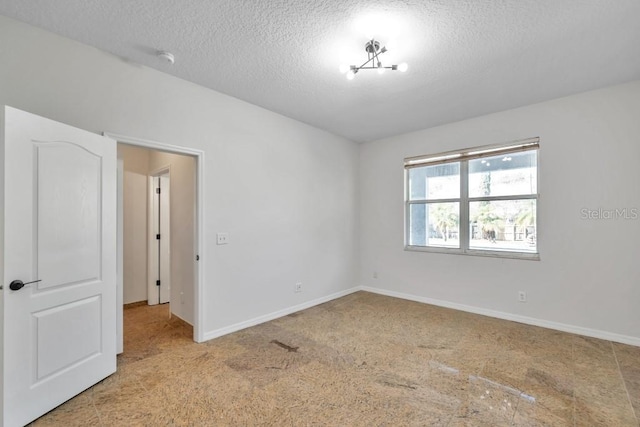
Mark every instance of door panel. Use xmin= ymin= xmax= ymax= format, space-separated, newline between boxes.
xmin=1 ymin=106 xmax=116 ymax=427
xmin=34 ymin=295 xmax=102 ymax=381
xmin=37 ymin=142 xmax=101 ymax=289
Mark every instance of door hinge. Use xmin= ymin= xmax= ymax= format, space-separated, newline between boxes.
xmin=156 ymin=187 xmax=161 ymax=194
xmin=156 ymin=280 xmax=161 ymax=287
xmin=156 ymin=234 xmax=160 ymax=240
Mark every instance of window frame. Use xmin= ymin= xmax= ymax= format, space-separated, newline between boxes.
xmin=404 ymin=138 xmax=540 ymax=260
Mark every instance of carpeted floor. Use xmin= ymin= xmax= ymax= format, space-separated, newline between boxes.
xmin=31 ymin=291 xmax=639 ymax=426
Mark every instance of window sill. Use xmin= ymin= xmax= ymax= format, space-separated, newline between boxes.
xmin=404 ymin=245 xmax=540 ymax=261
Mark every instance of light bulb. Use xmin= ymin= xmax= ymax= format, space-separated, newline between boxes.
xmin=398 ymin=62 xmax=408 ymax=72
xmin=346 ymin=70 xmax=355 ymax=80
xmin=339 ymin=64 xmax=349 ymax=74
xmin=378 ymin=67 xmax=385 ymax=75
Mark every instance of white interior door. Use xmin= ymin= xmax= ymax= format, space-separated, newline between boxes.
xmin=148 ymin=173 xmax=170 ymax=305
xmin=158 ymin=174 xmax=171 ymax=304
xmin=0 ymin=106 xmax=116 ymax=427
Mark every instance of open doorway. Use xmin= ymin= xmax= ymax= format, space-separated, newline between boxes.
xmin=111 ymin=133 xmax=204 ymax=355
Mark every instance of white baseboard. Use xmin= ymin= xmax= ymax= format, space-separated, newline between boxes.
xmin=170 ymin=311 xmax=192 ymax=327
xmin=360 ymin=286 xmax=640 ymax=347
xmin=200 ymin=285 xmax=640 ymax=347
xmin=201 ymin=287 xmax=360 ymax=342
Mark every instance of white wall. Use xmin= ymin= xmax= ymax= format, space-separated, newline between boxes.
xmin=0 ymin=15 xmax=359 ymax=337
xmin=118 ymin=145 xmax=150 ymax=304
xmin=148 ymin=151 xmax=196 ymax=324
xmin=359 ymin=80 xmax=640 ymax=343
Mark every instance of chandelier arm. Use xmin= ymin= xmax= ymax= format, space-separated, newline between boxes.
xmin=356 ymin=66 xmax=397 ymax=70
xmin=354 ymin=56 xmax=376 ymax=72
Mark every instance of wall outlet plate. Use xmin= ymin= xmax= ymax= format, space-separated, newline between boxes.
xmin=518 ymin=291 xmax=527 ymax=302
xmin=216 ymin=232 xmax=229 ymax=245
xmin=294 ymin=282 xmax=302 ymax=293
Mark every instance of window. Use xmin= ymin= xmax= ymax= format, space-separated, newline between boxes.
xmin=405 ymin=138 xmax=539 ymax=258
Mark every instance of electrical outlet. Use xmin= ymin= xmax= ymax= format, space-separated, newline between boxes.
xmin=373 ymin=272 xmax=378 ymax=279
xmin=518 ymin=291 xmax=527 ymax=302
xmin=294 ymin=282 xmax=302 ymax=293
xmin=216 ymin=232 xmax=229 ymax=245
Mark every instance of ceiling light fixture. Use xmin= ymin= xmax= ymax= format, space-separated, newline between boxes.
xmin=340 ymin=39 xmax=407 ymax=80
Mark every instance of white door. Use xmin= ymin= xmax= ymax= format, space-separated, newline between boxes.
xmin=1 ymin=106 xmax=116 ymax=427
xmin=148 ymin=173 xmax=170 ymax=305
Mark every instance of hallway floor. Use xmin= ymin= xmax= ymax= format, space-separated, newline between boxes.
xmin=31 ymin=292 xmax=639 ymax=426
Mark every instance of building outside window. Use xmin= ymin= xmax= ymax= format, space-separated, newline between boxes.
xmin=405 ymin=138 xmax=539 ymax=259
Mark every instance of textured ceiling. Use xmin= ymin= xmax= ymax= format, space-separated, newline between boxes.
xmin=1 ymin=1 xmax=640 ymax=142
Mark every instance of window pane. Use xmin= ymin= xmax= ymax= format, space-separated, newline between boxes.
xmin=409 ymin=203 xmax=460 ymax=248
xmin=469 ymin=200 xmax=536 ymax=252
xmin=469 ymin=150 xmax=537 ymax=198
xmin=408 ymin=163 xmax=460 ymax=200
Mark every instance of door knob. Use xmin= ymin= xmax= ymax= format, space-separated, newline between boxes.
xmin=9 ymin=279 xmax=41 ymax=291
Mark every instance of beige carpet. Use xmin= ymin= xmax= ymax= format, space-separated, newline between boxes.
xmin=31 ymin=292 xmax=639 ymax=426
